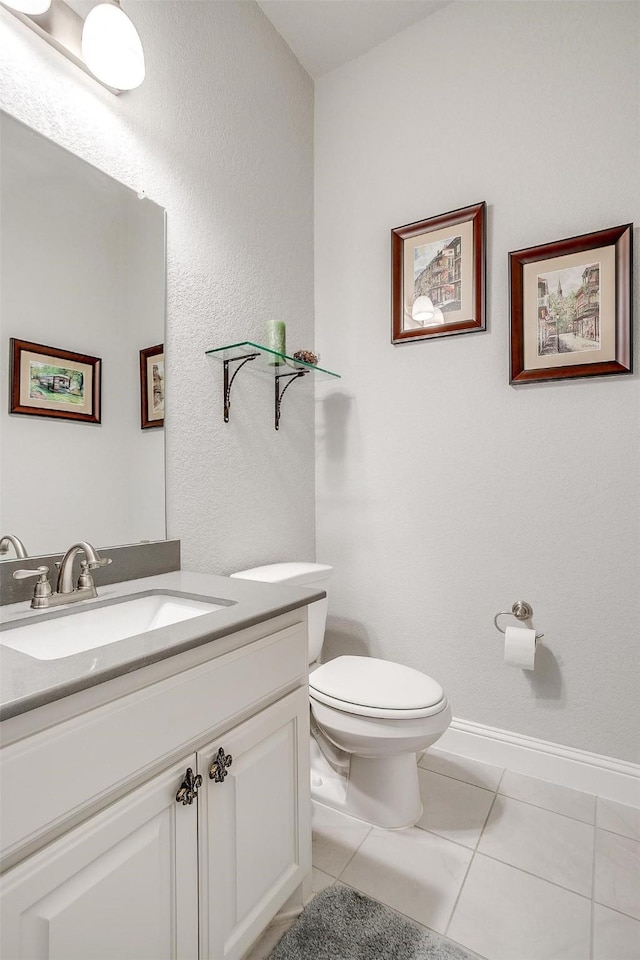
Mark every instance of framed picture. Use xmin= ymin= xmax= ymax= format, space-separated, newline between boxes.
xmin=509 ymin=223 xmax=633 ymax=383
xmin=10 ymin=338 xmax=101 ymax=423
xmin=140 ymin=344 xmax=164 ymax=429
xmin=391 ymin=201 xmax=486 ymax=343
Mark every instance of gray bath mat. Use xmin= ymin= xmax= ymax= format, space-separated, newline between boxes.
xmin=268 ymin=885 xmax=478 ymax=960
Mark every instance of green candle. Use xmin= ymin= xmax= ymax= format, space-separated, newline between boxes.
xmin=265 ymin=320 xmax=286 ymax=356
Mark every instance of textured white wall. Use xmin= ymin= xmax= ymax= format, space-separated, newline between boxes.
xmin=315 ymin=1 xmax=640 ymax=761
xmin=0 ymin=1 xmax=315 ymax=573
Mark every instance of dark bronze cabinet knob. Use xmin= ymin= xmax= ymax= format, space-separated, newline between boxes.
xmin=176 ymin=767 xmax=202 ymax=805
xmin=209 ymin=747 xmax=233 ymax=783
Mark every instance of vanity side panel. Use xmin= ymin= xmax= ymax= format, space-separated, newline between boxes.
xmin=0 ymin=621 xmax=307 ymax=864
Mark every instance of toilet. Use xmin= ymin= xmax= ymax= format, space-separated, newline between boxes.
xmin=230 ymin=562 xmax=452 ymax=829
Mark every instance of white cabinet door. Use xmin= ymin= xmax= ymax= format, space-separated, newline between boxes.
xmin=0 ymin=757 xmax=199 ymax=960
xmin=198 ymin=687 xmax=310 ymax=960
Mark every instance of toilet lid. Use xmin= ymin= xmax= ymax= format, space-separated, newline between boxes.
xmin=309 ymin=656 xmax=444 ymax=711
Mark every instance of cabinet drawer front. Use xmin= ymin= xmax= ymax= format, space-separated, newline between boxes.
xmin=1 ymin=621 xmax=307 ymax=861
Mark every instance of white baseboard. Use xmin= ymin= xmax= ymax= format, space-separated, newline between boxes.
xmin=437 ymin=718 xmax=640 ymax=807
xmin=269 ymin=906 xmax=304 ymax=924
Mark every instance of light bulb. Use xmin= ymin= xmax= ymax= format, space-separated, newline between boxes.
xmin=4 ymin=0 xmax=51 ymax=14
xmin=411 ymin=296 xmax=435 ymax=325
xmin=82 ymin=2 xmax=145 ymax=91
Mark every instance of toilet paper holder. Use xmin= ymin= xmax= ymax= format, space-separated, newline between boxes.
xmin=494 ymin=602 xmax=544 ymax=641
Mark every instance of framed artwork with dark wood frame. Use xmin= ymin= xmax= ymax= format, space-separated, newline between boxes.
xmin=509 ymin=223 xmax=632 ymax=384
xmin=391 ymin=201 xmax=486 ymax=344
xmin=10 ymin=338 xmax=101 ymax=423
xmin=140 ymin=343 xmax=164 ymax=429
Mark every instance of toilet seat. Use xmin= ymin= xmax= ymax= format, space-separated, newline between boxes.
xmin=309 ymin=655 xmax=448 ymax=720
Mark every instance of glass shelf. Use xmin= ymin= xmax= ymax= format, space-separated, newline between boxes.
xmin=206 ymin=341 xmax=340 ymax=380
xmin=206 ymin=341 xmax=340 ymax=430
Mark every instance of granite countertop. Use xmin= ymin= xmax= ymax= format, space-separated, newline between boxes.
xmin=0 ymin=570 xmax=323 ymax=722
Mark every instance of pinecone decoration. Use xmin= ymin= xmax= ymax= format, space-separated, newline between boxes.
xmin=292 ymin=349 xmax=319 ymax=366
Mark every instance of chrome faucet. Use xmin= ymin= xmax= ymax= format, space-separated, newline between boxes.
xmin=13 ymin=541 xmax=112 ymax=609
xmin=0 ymin=534 xmax=28 ymax=559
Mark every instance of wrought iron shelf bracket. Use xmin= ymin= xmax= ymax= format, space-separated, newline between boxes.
xmin=206 ymin=341 xmax=340 ymax=431
xmin=275 ymin=370 xmax=307 ymax=431
xmin=223 ymin=353 xmax=259 ymax=422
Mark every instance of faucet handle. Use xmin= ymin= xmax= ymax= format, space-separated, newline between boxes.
xmin=13 ymin=565 xmax=49 ymax=581
xmin=13 ymin=566 xmax=53 ymax=607
xmin=77 ymin=556 xmax=110 ymax=590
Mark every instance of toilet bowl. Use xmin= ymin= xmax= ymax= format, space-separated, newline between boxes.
xmin=230 ymin=563 xmax=452 ymax=829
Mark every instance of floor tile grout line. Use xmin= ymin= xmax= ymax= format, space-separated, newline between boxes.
xmin=416 ymin=824 xmax=489 ymax=853
xmin=493 ymin=790 xmax=596 ymax=826
xmin=444 ymin=849 xmax=477 ymax=940
xmin=416 ymin=766 xmax=508 ymax=854
xmin=467 ymin=771 xmax=596 ymax=903
xmin=418 ymin=765 xmax=498 ymax=796
xmin=313 ymin=788 xmax=601 ymax=901
xmin=423 ymin=762 xmax=599 ymax=826
xmin=443 ymin=784 xmax=502 ymax=939
xmin=332 ymin=824 xmax=372 ymax=882
xmin=595 ymin=823 xmax=640 ymax=842
xmin=488 ymin=765 xmax=507 ymax=804
xmin=476 ymin=849 xmax=594 ymax=901
xmin=418 ymin=759 xmax=504 ymax=793
xmin=591 ymin=900 xmax=640 ymax=923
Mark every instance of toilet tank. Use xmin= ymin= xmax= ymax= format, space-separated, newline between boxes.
xmin=230 ymin=562 xmax=332 ymax=664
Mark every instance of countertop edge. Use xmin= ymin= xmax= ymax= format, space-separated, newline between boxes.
xmin=0 ymin=570 xmax=323 ymax=723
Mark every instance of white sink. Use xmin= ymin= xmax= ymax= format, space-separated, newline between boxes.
xmin=0 ymin=593 xmax=228 ymax=661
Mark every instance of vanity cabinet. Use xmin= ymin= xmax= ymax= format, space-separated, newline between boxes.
xmin=0 ymin=614 xmax=311 ymax=960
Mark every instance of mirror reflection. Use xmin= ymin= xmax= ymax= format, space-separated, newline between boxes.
xmin=0 ymin=112 xmax=166 ymax=559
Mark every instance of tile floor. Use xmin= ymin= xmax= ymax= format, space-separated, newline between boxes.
xmin=246 ymin=748 xmax=640 ymax=960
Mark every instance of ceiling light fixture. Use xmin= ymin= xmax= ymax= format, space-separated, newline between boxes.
xmin=2 ymin=0 xmax=145 ymax=94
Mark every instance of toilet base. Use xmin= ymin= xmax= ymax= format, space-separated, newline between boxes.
xmin=347 ymin=753 xmax=423 ymax=828
xmin=310 ymin=737 xmax=423 ymax=829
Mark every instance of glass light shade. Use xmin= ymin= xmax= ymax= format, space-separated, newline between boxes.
xmin=81 ymin=2 xmax=145 ymax=91
xmin=412 ymin=296 xmax=435 ymax=324
xmin=425 ymin=306 xmax=445 ymax=326
xmin=4 ymin=0 xmax=52 ymax=14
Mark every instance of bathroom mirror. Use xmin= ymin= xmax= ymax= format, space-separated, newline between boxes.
xmin=0 ymin=112 xmax=166 ymax=560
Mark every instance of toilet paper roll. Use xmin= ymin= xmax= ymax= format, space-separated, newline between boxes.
xmin=504 ymin=625 xmax=536 ymax=670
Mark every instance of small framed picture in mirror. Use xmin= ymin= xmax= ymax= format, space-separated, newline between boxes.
xmin=140 ymin=344 xmax=164 ymax=429
xmin=10 ymin=338 xmax=101 ymax=424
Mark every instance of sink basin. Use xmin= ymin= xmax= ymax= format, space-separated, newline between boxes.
xmin=0 ymin=592 xmax=229 ymax=660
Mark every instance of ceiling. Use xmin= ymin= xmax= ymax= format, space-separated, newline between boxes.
xmin=256 ymin=0 xmax=450 ymax=78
